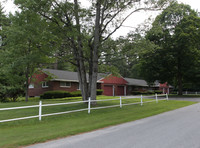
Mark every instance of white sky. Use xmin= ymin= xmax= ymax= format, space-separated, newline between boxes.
xmin=2 ymin=0 xmax=200 ymax=38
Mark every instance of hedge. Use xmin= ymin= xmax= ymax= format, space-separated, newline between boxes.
xmin=40 ymin=91 xmax=71 ymax=99
xmin=154 ymin=90 xmax=163 ymax=94
xmin=131 ymin=90 xmax=163 ymax=95
xmin=70 ymin=91 xmax=82 ymax=97
xmin=96 ymin=89 xmax=103 ymax=95
xmin=40 ymin=89 xmax=104 ymax=99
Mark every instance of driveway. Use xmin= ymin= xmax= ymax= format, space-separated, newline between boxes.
xmin=26 ymin=103 xmax=200 ymax=148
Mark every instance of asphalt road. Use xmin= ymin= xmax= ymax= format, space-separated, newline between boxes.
xmin=26 ymin=102 xmax=200 ymax=148
xmin=168 ymin=97 xmax=200 ymax=102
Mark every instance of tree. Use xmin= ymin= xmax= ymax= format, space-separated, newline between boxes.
xmin=0 ymin=3 xmax=10 ymax=48
xmin=14 ymin=0 xmax=172 ymax=102
xmin=140 ymin=2 xmax=200 ymax=95
xmin=99 ymin=33 xmax=144 ymax=78
xmin=1 ymin=10 xmax=55 ymax=101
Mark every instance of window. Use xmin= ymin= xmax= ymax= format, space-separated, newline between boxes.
xmin=60 ymin=82 xmax=71 ymax=87
xmin=42 ymin=82 xmax=49 ymax=88
xmin=29 ymin=83 xmax=34 ymax=89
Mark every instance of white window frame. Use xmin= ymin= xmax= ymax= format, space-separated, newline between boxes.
xmin=60 ymin=82 xmax=71 ymax=88
xmin=29 ymin=83 xmax=34 ymax=89
xmin=42 ymin=82 xmax=49 ymax=88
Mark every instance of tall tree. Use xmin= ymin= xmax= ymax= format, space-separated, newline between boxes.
xmin=1 ymin=10 xmax=55 ymax=101
xmin=99 ymin=33 xmax=144 ymax=78
xmin=140 ymin=2 xmax=200 ymax=95
xmin=0 ymin=2 xmax=10 ymax=49
xmin=14 ymin=0 xmax=172 ymax=102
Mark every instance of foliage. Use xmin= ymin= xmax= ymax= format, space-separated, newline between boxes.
xmin=40 ymin=91 xmax=71 ymax=99
xmin=0 ymin=9 xmax=56 ymax=101
xmin=99 ymin=34 xmax=144 ymax=78
xmin=131 ymin=90 xmax=162 ymax=95
xmin=41 ymin=89 xmax=104 ymax=99
xmin=70 ymin=91 xmax=82 ymax=97
xmin=154 ymin=90 xmax=163 ymax=94
xmin=139 ymin=2 xmax=200 ymax=95
xmin=12 ymin=0 xmax=172 ymax=102
xmin=96 ymin=89 xmax=103 ymax=95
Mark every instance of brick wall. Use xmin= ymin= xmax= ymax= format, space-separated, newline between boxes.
xmin=28 ymin=72 xmax=81 ymax=97
xmin=29 ymin=81 xmax=80 ymax=97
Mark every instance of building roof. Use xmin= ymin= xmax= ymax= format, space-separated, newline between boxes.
xmin=124 ymin=78 xmax=149 ymax=87
xmin=42 ymin=69 xmax=106 ymax=82
xmin=42 ymin=69 xmax=168 ymax=87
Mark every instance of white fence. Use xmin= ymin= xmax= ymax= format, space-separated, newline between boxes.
xmin=0 ymin=94 xmax=168 ymax=123
xmin=183 ymin=91 xmax=200 ymax=95
xmin=174 ymin=91 xmax=200 ymax=95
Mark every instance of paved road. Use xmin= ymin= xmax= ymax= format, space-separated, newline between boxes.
xmin=27 ymin=103 xmax=200 ymax=148
xmin=168 ymin=97 xmax=200 ymax=102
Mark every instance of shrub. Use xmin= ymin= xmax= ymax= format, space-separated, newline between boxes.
xmin=41 ymin=89 xmax=104 ymax=99
xmin=70 ymin=91 xmax=82 ymax=97
xmin=131 ymin=91 xmax=141 ymax=95
xmin=141 ymin=91 xmax=148 ymax=95
xmin=171 ymin=91 xmax=177 ymax=94
xmin=147 ymin=91 xmax=154 ymax=95
xmin=154 ymin=90 xmax=163 ymax=94
xmin=40 ymin=91 xmax=71 ymax=99
xmin=96 ymin=89 xmax=103 ymax=95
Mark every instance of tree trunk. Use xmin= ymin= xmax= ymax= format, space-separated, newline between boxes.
xmin=25 ymin=66 xmax=29 ymax=102
xmin=88 ymin=44 xmax=93 ymax=98
xmin=177 ymin=55 xmax=183 ymax=95
xmin=74 ymin=0 xmax=88 ymax=101
xmin=90 ymin=0 xmax=101 ymax=104
xmin=177 ymin=73 xmax=183 ymax=95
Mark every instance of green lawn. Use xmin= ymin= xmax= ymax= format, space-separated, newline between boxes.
xmin=0 ymin=96 xmax=196 ymax=148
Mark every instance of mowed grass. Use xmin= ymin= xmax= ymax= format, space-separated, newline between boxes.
xmin=0 ymin=96 xmax=196 ymax=148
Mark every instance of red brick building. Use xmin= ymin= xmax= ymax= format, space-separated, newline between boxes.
xmin=28 ymin=69 xmax=172 ymax=97
xmin=100 ymin=74 xmax=128 ymax=96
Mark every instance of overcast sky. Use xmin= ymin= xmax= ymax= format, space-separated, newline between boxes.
xmin=2 ymin=0 xmax=200 ymax=38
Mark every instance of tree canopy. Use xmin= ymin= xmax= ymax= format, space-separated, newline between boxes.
xmin=139 ymin=2 xmax=200 ymax=94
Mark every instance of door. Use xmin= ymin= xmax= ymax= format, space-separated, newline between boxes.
xmin=117 ymin=86 xmax=124 ymax=96
xmin=103 ymin=85 xmax=113 ymax=96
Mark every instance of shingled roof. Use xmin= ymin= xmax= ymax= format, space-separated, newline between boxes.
xmin=42 ymin=69 xmax=106 ymax=82
xmin=124 ymin=78 xmax=148 ymax=87
xmin=42 ymin=69 xmax=161 ymax=87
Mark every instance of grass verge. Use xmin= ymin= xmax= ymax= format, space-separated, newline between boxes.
xmin=0 ymin=97 xmax=196 ymax=148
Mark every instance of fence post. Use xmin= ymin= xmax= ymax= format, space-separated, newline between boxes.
xmin=88 ymin=97 xmax=91 ymax=114
xmin=141 ymin=95 xmax=143 ymax=106
xmin=196 ymin=92 xmax=198 ymax=95
xmin=39 ymin=101 xmax=42 ymax=121
xmin=120 ymin=96 xmax=122 ymax=108
xmin=166 ymin=93 xmax=168 ymax=101
xmin=155 ymin=93 xmax=158 ymax=103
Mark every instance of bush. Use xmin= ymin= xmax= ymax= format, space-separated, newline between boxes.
xmin=40 ymin=91 xmax=71 ymax=99
xmin=132 ymin=91 xmax=155 ymax=95
xmin=154 ymin=90 xmax=163 ymax=94
xmin=131 ymin=91 xmax=141 ymax=95
xmin=171 ymin=91 xmax=177 ymax=94
xmin=147 ymin=91 xmax=154 ymax=95
xmin=96 ymin=89 xmax=103 ymax=95
xmin=40 ymin=89 xmax=104 ymax=99
xmin=141 ymin=91 xmax=148 ymax=95
xmin=70 ymin=91 xmax=82 ymax=97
